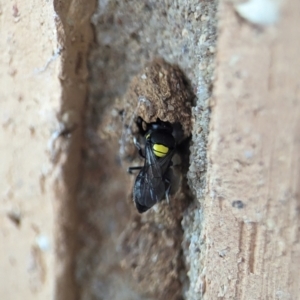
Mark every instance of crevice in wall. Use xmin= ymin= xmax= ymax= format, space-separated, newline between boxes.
xmin=52 ymin=1 xmax=96 ymax=300
xmin=75 ymin=1 xmax=218 ymax=299
xmin=48 ymin=0 xmax=218 ymax=299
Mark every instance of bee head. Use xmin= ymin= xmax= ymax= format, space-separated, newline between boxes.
xmin=145 ymin=120 xmax=175 ymax=158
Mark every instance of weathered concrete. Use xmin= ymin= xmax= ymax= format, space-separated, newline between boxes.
xmin=203 ymin=1 xmax=300 ymax=299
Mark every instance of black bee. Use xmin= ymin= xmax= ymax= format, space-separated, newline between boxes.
xmin=128 ymin=118 xmax=176 ymax=213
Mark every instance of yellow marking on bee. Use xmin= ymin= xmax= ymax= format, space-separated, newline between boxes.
xmin=153 ymin=144 xmax=169 ymax=157
xmin=145 ymin=133 xmax=150 ymax=139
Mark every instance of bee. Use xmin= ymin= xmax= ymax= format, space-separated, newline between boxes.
xmin=128 ymin=118 xmax=176 ymax=213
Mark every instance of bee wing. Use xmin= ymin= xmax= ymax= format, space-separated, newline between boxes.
xmin=145 ymin=142 xmax=175 ymax=177
xmin=133 ymin=142 xmax=176 ymax=213
xmin=142 ymin=145 xmax=175 ymax=209
xmin=133 ymin=168 xmax=163 ymax=213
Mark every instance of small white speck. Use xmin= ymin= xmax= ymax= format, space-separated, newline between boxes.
xmin=201 ymin=15 xmax=208 ymax=22
xmin=36 ymin=235 xmax=50 ymax=251
xmin=229 ymin=55 xmax=240 ymax=67
xmin=218 ymin=248 xmax=228 ymax=257
xmin=209 ymin=46 xmax=215 ymax=53
xmin=198 ymin=62 xmax=206 ymax=70
xmin=244 ymin=150 xmax=253 ymax=159
xmin=235 ymin=0 xmax=280 ymax=26
xmin=141 ymin=74 xmax=147 ymax=80
xmin=194 ymin=11 xmax=201 ymax=20
xmin=182 ymin=28 xmax=189 ymax=37
xmin=151 ymin=254 xmax=158 ymax=262
xmin=199 ymin=33 xmax=207 ymax=44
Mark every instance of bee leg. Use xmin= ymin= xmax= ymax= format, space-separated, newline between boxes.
xmin=165 ymin=180 xmax=171 ymax=205
xmin=133 ymin=137 xmax=145 ymax=158
xmin=166 ymin=187 xmax=171 ymax=205
xmin=127 ymin=166 xmax=143 ymax=174
xmin=136 ymin=116 xmax=147 ymax=136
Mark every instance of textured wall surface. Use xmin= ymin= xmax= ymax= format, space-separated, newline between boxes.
xmin=203 ymin=1 xmax=300 ymax=298
xmin=1 ymin=0 xmax=300 ymax=299
xmin=0 ymin=1 xmax=94 ymax=300
xmin=0 ymin=1 xmax=60 ymax=299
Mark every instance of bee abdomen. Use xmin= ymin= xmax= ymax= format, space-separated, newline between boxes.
xmin=152 ymin=144 xmax=169 ymax=157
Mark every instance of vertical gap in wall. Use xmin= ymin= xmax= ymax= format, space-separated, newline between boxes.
xmin=52 ymin=1 xmax=96 ymax=300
